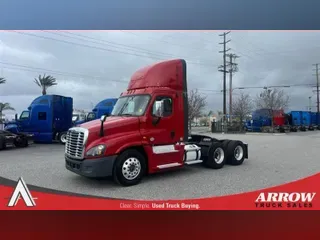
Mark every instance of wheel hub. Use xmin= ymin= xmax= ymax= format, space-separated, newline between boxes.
xmin=213 ymin=147 xmax=224 ymax=164
xmin=234 ymin=145 xmax=244 ymax=160
xmin=122 ymin=157 xmax=141 ymax=180
xmin=128 ymin=164 xmax=136 ymax=172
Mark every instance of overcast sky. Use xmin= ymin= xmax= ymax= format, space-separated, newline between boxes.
xmin=0 ymin=30 xmax=319 ymax=117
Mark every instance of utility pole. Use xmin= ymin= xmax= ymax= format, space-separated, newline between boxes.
xmin=226 ymin=53 xmax=239 ymax=122
xmin=312 ymin=63 xmax=320 ymax=114
xmin=218 ymin=31 xmax=231 ymax=122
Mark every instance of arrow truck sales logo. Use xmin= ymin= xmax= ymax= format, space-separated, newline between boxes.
xmin=7 ymin=177 xmax=37 ymax=207
xmin=255 ymin=192 xmax=316 ymax=208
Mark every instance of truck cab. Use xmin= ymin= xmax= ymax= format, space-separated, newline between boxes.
xmin=5 ymin=95 xmax=73 ymax=144
xmin=86 ymin=98 xmax=118 ymax=122
xmin=65 ymin=59 xmax=248 ymax=186
xmin=72 ymin=111 xmax=87 ymax=126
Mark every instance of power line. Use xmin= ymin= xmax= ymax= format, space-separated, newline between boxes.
xmin=8 ymin=31 xmax=214 ymax=67
xmin=197 ymin=83 xmax=316 ymax=92
xmin=0 ymin=61 xmax=128 ymax=83
xmin=120 ymin=31 xmax=212 ymax=53
xmin=43 ymin=30 xmax=212 ymax=64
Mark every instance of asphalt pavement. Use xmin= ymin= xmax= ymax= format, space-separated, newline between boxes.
xmin=0 ymin=130 xmax=319 ymax=200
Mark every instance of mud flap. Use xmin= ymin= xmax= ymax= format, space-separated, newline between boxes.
xmin=243 ymin=143 xmax=248 ymax=159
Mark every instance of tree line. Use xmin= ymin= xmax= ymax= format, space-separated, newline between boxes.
xmin=187 ymin=88 xmax=290 ymax=128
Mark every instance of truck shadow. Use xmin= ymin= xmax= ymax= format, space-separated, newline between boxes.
xmin=71 ymin=167 xmax=199 ymax=189
xmin=71 ymin=163 xmax=248 ymax=189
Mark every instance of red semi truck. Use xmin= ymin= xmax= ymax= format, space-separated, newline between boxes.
xmin=65 ymin=59 xmax=249 ymax=186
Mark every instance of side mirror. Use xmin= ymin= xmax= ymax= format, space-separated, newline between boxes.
xmin=15 ymin=114 xmax=18 ymax=121
xmin=152 ymin=100 xmax=164 ymax=126
xmin=100 ymin=115 xmax=108 ymax=122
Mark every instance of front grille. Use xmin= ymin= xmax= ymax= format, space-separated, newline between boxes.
xmin=65 ymin=127 xmax=88 ymax=159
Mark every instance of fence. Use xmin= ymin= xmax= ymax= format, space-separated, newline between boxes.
xmin=211 ymin=120 xmax=246 ymax=133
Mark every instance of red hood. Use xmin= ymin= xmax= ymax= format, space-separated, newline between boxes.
xmin=80 ymin=116 xmax=140 ymax=141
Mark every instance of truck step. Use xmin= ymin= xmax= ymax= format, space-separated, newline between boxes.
xmin=157 ymin=163 xmax=182 ymax=169
xmin=184 ymin=160 xmax=203 ymax=165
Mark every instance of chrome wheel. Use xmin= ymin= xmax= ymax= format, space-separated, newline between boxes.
xmin=213 ymin=147 xmax=224 ymax=164
xmin=234 ymin=145 xmax=244 ymax=161
xmin=122 ymin=157 xmax=141 ymax=180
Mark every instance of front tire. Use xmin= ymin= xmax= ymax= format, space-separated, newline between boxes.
xmin=14 ymin=135 xmax=28 ymax=148
xmin=58 ymin=132 xmax=67 ymax=145
xmin=113 ymin=149 xmax=146 ymax=186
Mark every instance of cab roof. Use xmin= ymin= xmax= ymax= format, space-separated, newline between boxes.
xmin=127 ymin=59 xmax=187 ymax=92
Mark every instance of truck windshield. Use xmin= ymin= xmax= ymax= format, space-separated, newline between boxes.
xmin=72 ymin=114 xmax=79 ymax=122
xmin=87 ymin=112 xmax=95 ymax=121
xmin=111 ymin=95 xmax=150 ymax=117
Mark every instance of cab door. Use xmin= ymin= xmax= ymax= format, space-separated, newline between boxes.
xmin=18 ymin=110 xmax=31 ymax=132
xmin=143 ymin=94 xmax=184 ymax=168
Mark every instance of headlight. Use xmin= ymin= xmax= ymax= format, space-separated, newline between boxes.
xmin=85 ymin=144 xmax=106 ymax=157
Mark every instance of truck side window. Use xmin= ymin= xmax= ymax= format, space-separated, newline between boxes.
xmin=152 ymin=97 xmax=173 ymax=117
xmin=38 ymin=112 xmax=47 ymax=120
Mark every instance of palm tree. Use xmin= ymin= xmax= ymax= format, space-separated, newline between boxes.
xmin=34 ymin=74 xmax=57 ymax=95
xmin=0 ymin=102 xmax=15 ymax=123
xmin=0 ymin=77 xmax=6 ymax=85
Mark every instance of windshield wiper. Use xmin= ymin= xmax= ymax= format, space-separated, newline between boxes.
xmin=119 ymin=113 xmax=134 ymax=116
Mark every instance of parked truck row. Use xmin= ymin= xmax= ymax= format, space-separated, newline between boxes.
xmin=1 ymin=96 xmax=118 ymax=147
xmin=245 ymin=109 xmax=320 ymax=133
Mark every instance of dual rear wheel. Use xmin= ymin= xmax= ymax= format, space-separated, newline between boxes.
xmin=202 ymin=140 xmax=246 ymax=169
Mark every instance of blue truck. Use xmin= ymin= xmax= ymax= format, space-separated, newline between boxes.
xmin=4 ymin=95 xmax=73 ymax=144
xmin=310 ymin=111 xmax=320 ymax=130
xmin=286 ymin=111 xmax=320 ymax=131
xmin=311 ymin=112 xmax=320 ymax=130
xmin=288 ymin=111 xmax=305 ymax=131
xmin=244 ymin=109 xmax=272 ymax=132
xmin=77 ymin=98 xmax=118 ymax=125
xmin=301 ymin=111 xmax=314 ymax=130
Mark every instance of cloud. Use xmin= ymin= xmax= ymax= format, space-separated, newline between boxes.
xmin=0 ymin=30 xmax=319 ymax=115
xmin=0 ymin=39 xmax=54 ymax=63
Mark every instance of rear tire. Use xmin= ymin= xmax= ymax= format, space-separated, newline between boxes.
xmin=203 ymin=142 xmax=226 ymax=169
xmin=58 ymin=132 xmax=67 ymax=145
xmin=113 ymin=149 xmax=146 ymax=186
xmin=227 ymin=140 xmax=245 ymax=166
xmin=221 ymin=140 xmax=232 ymax=164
